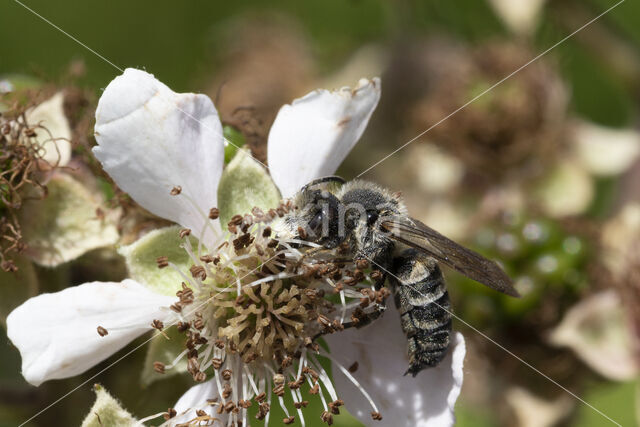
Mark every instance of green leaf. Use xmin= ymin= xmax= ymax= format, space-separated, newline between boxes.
xmin=573 ymin=380 xmax=637 ymax=427
xmin=19 ymin=173 xmax=120 ymax=267
xmin=118 ymin=226 xmax=197 ymax=297
xmin=217 ymin=148 xmax=281 ymax=227
xmin=81 ymin=384 xmax=136 ymax=427
xmin=141 ymin=326 xmax=188 ymax=387
xmin=0 ymin=256 xmax=38 ymax=327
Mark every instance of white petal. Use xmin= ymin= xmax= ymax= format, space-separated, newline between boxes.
xmin=6 ymin=279 xmax=176 ymax=386
xmin=326 ymin=304 xmax=465 ymax=427
xmin=93 ymin=68 xmax=224 ymax=241
xmin=573 ymin=120 xmax=640 ymax=176
xmin=171 ymin=380 xmax=226 ymax=426
xmin=268 ymin=78 xmax=381 ymax=198
xmin=26 ymin=92 xmax=72 ymax=166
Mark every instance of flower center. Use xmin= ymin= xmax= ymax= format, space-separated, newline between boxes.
xmin=151 ymin=202 xmax=384 ymax=425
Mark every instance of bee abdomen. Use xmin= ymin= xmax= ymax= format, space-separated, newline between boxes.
xmin=390 ymin=249 xmax=452 ymax=377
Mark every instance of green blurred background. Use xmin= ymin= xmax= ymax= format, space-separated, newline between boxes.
xmin=2 ymin=0 xmax=640 ymax=426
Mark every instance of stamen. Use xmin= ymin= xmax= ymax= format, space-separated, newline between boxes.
xmin=142 ymin=201 xmax=385 ymax=424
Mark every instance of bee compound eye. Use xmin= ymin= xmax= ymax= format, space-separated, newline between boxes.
xmin=366 ymin=210 xmax=379 ymax=226
xmin=308 ymin=210 xmax=324 ymax=236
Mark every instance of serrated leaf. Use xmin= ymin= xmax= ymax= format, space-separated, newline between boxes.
xmin=217 ymin=148 xmax=281 ymax=227
xmin=19 ymin=173 xmax=119 ymax=267
xmin=141 ymin=326 xmax=188 ymax=387
xmin=81 ymin=384 xmax=136 ymax=427
xmin=118 ymin=226 xmax=196 ymax=296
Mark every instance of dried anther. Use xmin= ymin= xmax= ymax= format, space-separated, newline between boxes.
xmin=211 ymin=358 xmax=223 ymax=370
xmin=189 ymin=265 xmax=207 ymax=281
xmin=151 ymin=319 xmax=164 ymax=330
xmin=371 ymin=411 xmax=383 ymax=421
xmin=162 ymin=408 xmax=177 ymax=420
xmin=97 ymin=326 xmax=108 ymax=337
xmin=283 ymin=416 xmax=295 ymax=424
xmin=208 ymin=207 xmax=220 ymax=219
xmin=156 ymin=256 xmax=169 ymax=268
xmin=221 ymin=369 xmax=233 ymax=381
xmin=179 ymin=228 xmax=191 ymax=238
xmin=355 ymin=259 xmax=369 ymax=269
xmin=153 ymin=362 xmax=166 ymax=374
xmin=321 ymin=411 xmax=334 ymax=425
xmin=170 ymin=186 xmax=182 ymax=195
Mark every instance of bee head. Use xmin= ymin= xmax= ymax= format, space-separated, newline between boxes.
xmin=280 ymin=177 xmax=346 ymax=248
xmin=338 ymin=180 xmax=406 ymax=259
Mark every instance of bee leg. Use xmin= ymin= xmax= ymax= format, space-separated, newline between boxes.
xmin=312 ymin=299 xmax=387 ymax=342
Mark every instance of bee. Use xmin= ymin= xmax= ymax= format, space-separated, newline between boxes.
xmin=278 ymin=176 xmax=518 ymax=376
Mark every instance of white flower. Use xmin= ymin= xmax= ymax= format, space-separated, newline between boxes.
xmin=7 ymin=68 xmax=465 ymax=426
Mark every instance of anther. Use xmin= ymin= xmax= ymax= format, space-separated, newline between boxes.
xmin=199 ymin=254 xmax=216 ymax=263
xmin=162 ymin=408 xmax=177 ymax=420
xmin=208 ymin=207 xmax=219 ymax=220
xmin=267 ymin=239 xmax=278 ymax=248
xmin=370 ymin=270 xmax=383 ymax=281
xmin=355 ymin=259 xmax=369 ymax=269
xmin=321 ymin=411 xmax=334 ymax=425
xmin=348 ymin=361 xmax=359 ymax=373
xmin=222 ymin=383 xmax=232 ymax=399
xmin=151 ymin=319 xmax=164 ymax=330
xmin=153 ymin=362 xmax=165 ymax=374
xmin=170 ymin=186 xmax=182 ymax=195
xmin=97 ymin=326 xmax=108 ymax=337
xmin=281 ymin=355 xmax=292 ymax=369
xmin=283 ymin=416 xmax=295 ymax=424
xmin=189 ymin=265 xmax=207 ymax=281
xmin=371 ymin=412 xmax=383 ymax=421
xmin=156 ymin=256 xmax=169 ymax=268
xmin=179 ymin=228 xmax=191 ymax=238
xmin=224 ymin=401 xmax=236 ymax=413
xmin=221 ymin=369 xmax=233 ymax=381
xmin=211 ymin=358 xmax=223 ymax=370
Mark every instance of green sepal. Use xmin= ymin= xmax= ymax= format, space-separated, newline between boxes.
xmin=19 ymin=173 xmax=119 ymax=267
xmin=81 ymin=384 xmax=136 ymax=427
xmin=141 ymin=326 xmax=188 ymax=387
xmin=217 ymin=148 xmax=281 ymax=227
xmin=118 ymin=226 xmax=197 ymax=296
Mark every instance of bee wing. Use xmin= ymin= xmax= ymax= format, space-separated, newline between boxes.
xmin=381 ymin=217 xmax=519 ymax=297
